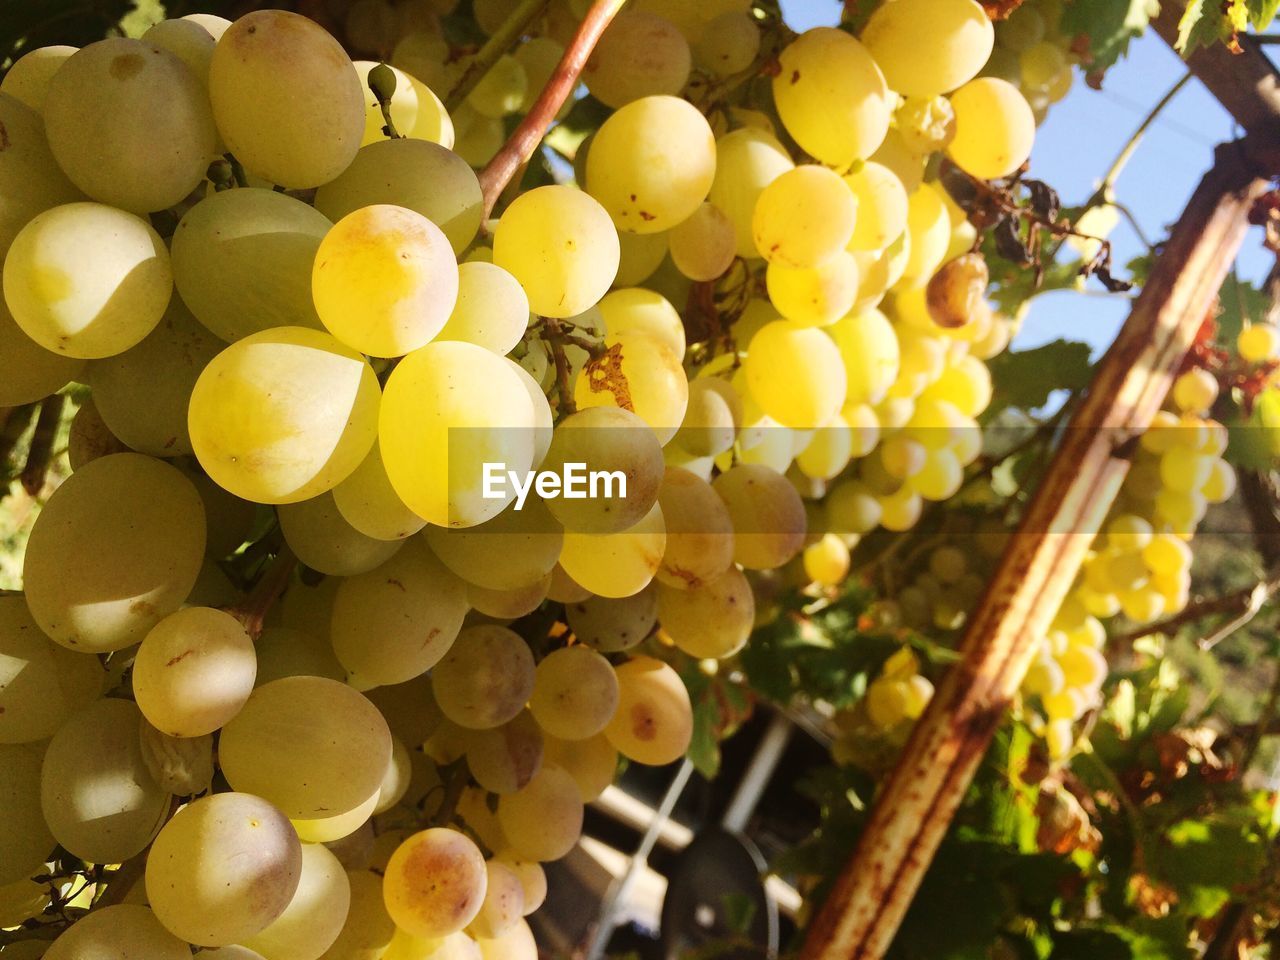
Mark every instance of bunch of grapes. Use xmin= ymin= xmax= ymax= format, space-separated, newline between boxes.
xmin=983 ymin=0 xmax=1077 ymax=123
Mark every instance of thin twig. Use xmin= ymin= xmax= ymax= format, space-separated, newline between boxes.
xmin=20 ymin=394 xmax=66 ymax=496
xmin=1108 ymin=573 xmax=1280 ymax=647
xmin=541 ymin=315 xmax=577 ymax=416
xmin=230 ymin=546 xmax=297 ymax=639
xmin=445 ymin=0 xmax=553 ymax=112
xmin=430 ymin=760 xmax=471 ymax=828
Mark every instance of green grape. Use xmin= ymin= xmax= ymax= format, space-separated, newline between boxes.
xmin=333 ymin=444 xmax=429 ymax=542
xmin=655 ymin=466 xmax=735 ymax=589
xmin=507 ymin=358 xmax=555 ymax=468
xmin=466 ymin=710 xmax=543 ymax=794
xmin=293 ymin=790 xmax=380 ymax=845
xmin=996 ymin=6 xmax=1045 ymax=51
xmin=476 ymin=919 xmax=538 ymax=960
xmin=4 ymin=202 xmax=171 ymax=359
xmin=425 ymin=495 xmax=564 ymax=591
xmin=796 ymin=413 xmax=854 ymax=479
xmin=280 ymin=493 xmax=403 ymax=576
xmin=41 ymin=698 xmax=169 ymax=863
xmin=133 ymin=606 xmax=256 ymax=737
xmin=383 ymin=829 xmax=488 ymax=938
xmin=667 ymin=201 xmax=737 ymax=283
xmin=431 ymin=625 xmax=535 ymax=730
xmin=375 ymin=736 xmax=414 ymax=813
xmin=0 ymin=743 xmax=55 ymax=885
xmin=657 ymin=566 xmax=754 ymax=659
xmin=431 ymin=262 xmax=530 ymax=356
xmin=183 ymin=12 xmax=232 ymax=38
xmin=528 ymin=646 xmax=620 ymax=740
xmin=452 ymin=104 xmax=505 ymax=167
xmin=380 ymin=341 xmax=535 ymax=527
xmin=1172 ymin=368 xmax=1219 ymax=414
xmin=44 ymin=905 xmax=190 ymax=960
xmin=713 ymin=464 xmax=806 ymax=569
xmin=565 ymin=586 xmax=657 ymax=652
xmin=469 ymin=860 xmax=524 ymax=939
xmin=146 ymin=792 xmax=302 ymax=946
xmin=0 ymin=597 xmax=103 ymax=745
xmin=583 ymin=11 xmax=691 ymax=109
xmin=586 ymin=95 xmax=716 ymax=234
xmin=695 ymin=11 xmax=761 ymax=76
xmin=919 ymin=353 xmax=992 ymax=417
xmin=0 ymin=94 xmax=84 ymax=262
xmin=634 ymin=0 xmax=753 ymax=42
xmin=946 ymin=78 xmax=1035 ymax=180
xmin=467 ymin=54 xmax=527 ymax=118
xmin=675 ymin=377 xmax=741 ymax=458
xmin=615 ymin=229 xmax=670 ymax=287
xmin=219 ymin=676 xmax=392 ymax=820
xmin=753 ymin=164 xmax=858 ymax=269
xmin=320 ymin=869 xmax=396 ymax=960
xmin=574 ymin=332 xmax=690 ymax=444
xmin=189 ymin=327 xmax=380 ymax=504
xmin=862 ymin=0 xmax=993 ymax=97
xmin=766 ymin=251 xmax=861 ymax=327
xmin=772 ymin=27 xmax=890 ymax=167
xmin=804 ymin=533 xmax=851 ymax=586
xmin=744 ymin=321 xmax=846 ymax=429
xmin=493 ymin=184 xmax=620 ymax=317
xmin=497 ymin=765 xmax=584 ymax=861
xmin=172 ymin=188 xmax=331 ymax=342
xmin=330 ymin=538 xmax=467 ymax=687
xmin=66 ymin=398 xmax=127 ymax=469
xmin=599 ymin=286 xmax=686 ymax=358
xmin=1238 ymin=324 xmax=1280 ymax=363
xmin=384 ymin=931 xmax=481 ymax=960
xmin=209 ymin=11 xmax=364 ymax=188
xmin=468 ymin=576 xmax=551 ymax=619
xmin=392 ymin=30 xmax=450 ymax=92
xmin=44 ymin=39 xmax=215 ymax=213
xmin=513 ymin=37 xmax=564 ymax=113
xmin=0 ymin=45 xmax=76 ymax=111
xmin=23 ymin=453 xmax=204 ymax=651
xmin=559 ymin=502 xmax=667 ymax=598
xmin=1019 ymin=40 xmax=1066 ymax=90
xmin=707 ymin=127 xmax=794 ymax=259
xmin=255 ymin=626 xmax=346 ymax=685
xmin=494 ymin=853 xmax=546 ymax=915
xmin=243 ymin=842 xmax=351 ymax=960
xmin=354 ymin=61 xmax=454 ymax=147
xmin=542 ymin=733 xmax=617 ymax=802
xmin=87 ymin=300 xmax=222 ymax=457
xmin=0 ymin=295 xmax=84 ymax=407
xmin=843 ymin=162 xmax=909 ymax=253
xmin=313 ymin=205 xmax=459 ymax=358
xmin=138 ymin=723 xmax=215 ymax=796
xmin=314 ymin=140 xmax=481 ymax=256
xmin=604 ymin=656 xmax=692 ymax=766
xmin=143 ymin=18 xmax=217 ymax=89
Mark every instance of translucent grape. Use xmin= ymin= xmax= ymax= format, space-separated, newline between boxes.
xmin=0 ymin=94 xmax=84 ymax=261
xmin=604 ymin=656 xmax=692 ymax=766
xmin=946 ymin=78 xmax=1035 ymax=180
xmin=333 ymin=444 xmax=429 ymax=542
xmin=383 ymin=829 xmax=488 ymax=938
xmin=695 ymin=11 xmax=761 ymax=76
xmin=44 ymin=905 xmax=190 ymax=960
xmin=559 ymin=502 xmax=667 ymax=598
xmin=707 ymin=127 xmax=794 ymax=258
xmin=183 ymin=13 xmax=233 ymax=38
xmin=494 ymin=853 xmax=547 ymax=915
xmin=542 ymin=733 xmax=617 ymax=802
xmin=667 ymin=202 xmax=737 ymax=283
xmin=255 ymin=626 xmax=346 ymax=685
xmin=804 ymin=533 xmax=851 ymax=585
xmin=1172 ymin=368 xmax=1219 ymax=414
xmin=476 ymin=919 xmax=538 ymax=960
xmin=243 ymin=842 xmax=351 ymax=960
xmin=753 ymin=165 xmax=857 ymax=269
xmin=497 ymin=765 xmax=584 ymax=861
xmin=435 ymin=262 xmax=530 ymax=356
xmin=426 ymin=495 xmax=564 ymax=591
xmin=469 ymin=861 xmax=524 ymax=939
xmin=0 ymin=45 xmax=76 ymax=111
xmin=466 ymin=710 xmax=544 ymax=794
xmin=655 ymin=466 xmax=735 ymax=589
xmin=744 ymin=321 xmax=846 ymax=429
xmin=599 ymin=286 xmax=686 ymax=358
xmin=0 ymin=743 xmax=55 ymax=884
xmin=583 ymin=11 xmax=691 ymax=108
xmin=468 ymin=54 xmax=527 ymax=118
xmin=354 ymin=60 xmax=454 ymax=147
xmin=862 ymin=0 xmax=993 ymax=97
xmin=431 ymin=625 xmax=535 ymax=730
xmin=615 ymin=229 xmax=670 ymax=286
xmin=385 ymin=931 xmax=481 ymax=960
xmin=844 ymin=161 xmax=909 ymax=252
xmin=143 ymin=19 xmax=217 ymax=88
xmin=321 ymin=868 xmax=396 ymax=960
xmin=66 ymin=398 xmax=127 ymax=469
xmin=573 ymin=332 xmax=689 ymax=444
xmin=452 ymin=104 xmax=504 ymax=167
xmin=514 ymin=38 xmax=566 ymax=113
xmin=468 ymin=576 xmax=551 ymax=619
xmin=1238 ymin=324 xmax=1280 ymax=363
xmin=528 ymin=646 xmax=620 ymax=740
xmin=0 ymin=293 xmax=83 ymax=407
xmin=766 ymin=251 xmax=860 ymax=327
xmin=634 ymin=0 xmax=753 ymax=41
xmin=797 ymin=414 xmax=854 ymax=479
xmin=713 ymin=464 xmax=806 ymax=569
xmin=1020 ymin=40 xmax=1066 ymax=90
xmin=996 ymin=6 xmax=1045 ymax=51
xmin=658 ymin=566 xmax=754 ymax=659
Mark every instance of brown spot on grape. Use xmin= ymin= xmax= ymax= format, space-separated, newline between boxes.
xmin=790 ymin=69 xmax=801 ymax=84
xmin=166 ymin=650 xmax=194 ymax=667
xmin=582 ymin=343 xmax=636 ymax=412
xmin=0 ymin=121 xmax=10 ymax=151
xmin=110 ymin=54 xmax=145 ymax=80
xmin=631 ymin=704 xmax=657 ymax=741
xmin=639 ymin=211 xmax=656 ymax=221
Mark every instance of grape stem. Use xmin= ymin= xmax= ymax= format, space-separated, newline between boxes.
xmin=20 ymin=395 xmax=65 ymax=496
xmin=478 ymin=0 xmax=629 ymax=216
xmin=231 ymin=546 xmax=298 ymax=640
xmin=429 ymin=760 xmax=471 ymax=829
xmin=444 ymin=0 xmax=553 ymax=113
xmin=540 ymin=315 xmax=578 ymax=416
xmin=1109 ymin=572 xmax=1280 ymax=649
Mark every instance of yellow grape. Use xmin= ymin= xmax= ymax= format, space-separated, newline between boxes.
xmin=467 ymin=54 xmax=526 ymax=118
xmin=707 ymin=127 xmax=794 ymax=258
xmin=4 ymin=201 xmax=171 ymax=359
xmin=466 ymin=711 xmax=543 ymax=794
xmin=908 ymin=447 xmax=962 ymax=500
xmin=255 ymin=626 xmax=346 ymax=685
xmin=529 ymin=646 xmax=620 ymax=740
xmin=313 ymin=204 xmax=459 ymax=358
xmin=45 ymin=905 xmax=190 ymax=960
xmin=744 ymin=321 xmax=847 ymax=429
xmin=542 ymin=733 xmax=617 ymax=803
xmin=364 ymin=673 xmax=447 ymax=749
xmin=468 ymin=861 xmax=525 ymax=939
xmin=188 ymin=327 xmax=380 ymax=504
xmin=797 ymin=413 xmax=854 ymax=480
xmin=425 ymin=495 xmax=564 ymax=591
xmin=565 ymin=587 xmax=658 ymax=652
xmin=1020 ymin=40 xmax=1066 ymax=90
xmin=1172 ymin=368 xmax=1219 ymax=414
xmin=862 ymin=0 xmax=993 ymax=97
xmin=315 ymin=139 xmax=483 ymax=255
xmin=674 ymin=378 xmax=741 ymax=458
xmin=599 ymin=286 xmax=686 ymax=358
xmin=209 ymin=11 xmax=364 ymax=188
xmin=279 ymin=493 xmax=402 ymax=576
xmin=436 ymin=262 xmax=530 ymax=356
xmin=385 ymin=931 xmax=481 ymax=960
xmin=468 ymin=576 xmax=552 ymax=619
xmin=0 ymin=743 xmax=56 ymax=885
xmin=66 ymin=398 xmax=127 ymax=469
xmin=219 ymin=676 xmax=392 ymax=820
xmin=713 ymin=464 xmax=806 ymax=569
xmin=44 ymin=39 xmax=216 ymax=213
xmin=604 ymin=656 xmax=692 ymax=765
xmin=431 ymin=625 xmax=535 ymax=730
xmin=574 ymin=332 xmax=689 ymax=444
xmin=895 ymin=95 xmax=957 ymax=155
xmin=143 ymin=19 xmax=217 ymax=91
xmin=321 ymin=869 xmax=396 ymax=960
xmin=333 ymin=443 xmax=429 ymax=541
xmin=615 ymin=229 xmax=670 ymax=286
xmin=586 ymin=95 xmax=716 ymax=234
xmin=804 ymin=533 xmax=851 ymax=586
xmin=383 ymin=829 xmax=488 ymax=938
xmin=514 ymin=38 xmax=565 ymax=113
xmin=0 ymin=93 xmax=84 ymax=263
xmin=452 ymin=104 xmax=505 ymax=167
xmin=559 ymin=502 xmax=667 ymax=598
xmin=0 ymin=294 xmax=84 ymax=407
xmin=354 ymin=60 xmax=454 ymax=147
xmin=695 ymin=11 xmax=761 ymax=76
xmin=947 ymin=78 xmax=1036 ymax=180
xmin=919 ymin=354 xmax=992 ymax=418
xmin=380 ymin=340 xmax=535 ymax=527
xmin=507 ymin=357 xmax=555 ymax=467
xmin=655 ymin=466 xmax=735 ymax=589
xmin=476 ymin=919 xmax=538 ymax=960
xmin=901 ymin=183 xmax=952 ymax=282
xmin=657 ymin=566 xmax=755 ymax=659
xmin=183 ymin=13 xmax=233 ymax=38
xmin=668 ymin=201 xmax=737 ymax=282
xmin=243 ymin=842 xmax=351 ymax=960
xmin=1 ymin=45 xmax=76 ymax=111
xmin=493 ymin=854 xmax=546 ymax=916
xmin=583 ymin=11 xmax=691 ymax=108
xmin=752 ymin=165 xmax=857 ymax=269
xmin=844 ymin=161 xmax=909 ymax=252
xmin=172 ymin=187 xmax=331 ymax=342
xmin=772 ymin=27 xmax=890 ymax=166
xmin=23 ymin=453 xmax=205 ymax=652
xmin=1238 ymin=324 xmax=1280 ymax=363
xmin=497 ymin=765 xmax=584 ymax=861
xmin=766 ymin=251 xmax=861 ymax=327
xmin=147 ymin=792 xmax=302 ymax=946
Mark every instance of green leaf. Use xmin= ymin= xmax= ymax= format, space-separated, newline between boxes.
xmin=1049 ymin=925 xmax=1179 ymax=960
xmin=1060 ymin=0 xmax=1159 ymax=74
xmin=1248 ymin=0 xmax=1280 ymax=28
xmin=984 ymin=339 xmax=1094 ymax=416
xmin=1217 ymin=275 xmax=1270 ymax=346
xmin=1154 ymin=816 xmax=1266 ymax=917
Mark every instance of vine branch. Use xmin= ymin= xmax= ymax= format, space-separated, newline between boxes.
xmin=230 ymin=546 xmax=297 ymax=640
xmin=445 ymin=0 xmax=552 ymax=112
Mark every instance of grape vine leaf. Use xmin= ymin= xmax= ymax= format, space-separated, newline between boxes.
xmin=982 ymin=339 xmax=1094 ymax=418
xmin=1059 ymin=0 xmax=1159 ymax=76
xmin=1177 ymin=0 xmax=1279 ymax=52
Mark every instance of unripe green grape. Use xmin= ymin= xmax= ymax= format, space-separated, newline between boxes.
xmin=708 ymin=127 xmax=794 ymax=259
xmin=426 ymin=495 xmax=564 ymax=591
xmin=468 ymin=861 xmax=525 ymax=939
xmin=946 ymin=78 xmax=1036 ymax=180
xmin=862 ymin=0 xmax=993 ymax=97
xmin=599 ymin=286 xmax=687 ymax=358
xmin=497 ymin=765 xmax=584 ymax=861
xmin=695 ymin=11 xmax=761 ymax=76
xmin=604 ymin=656 xmax=692 ymax=765
xmin=744 ymin=321 xmax=847 ymax=429
xmin=243 ymin=842 xmax=351 ymax=960
xmin=583 ymin=11 xmax=691 ymax=108
xmin=209 ymin=11 xmax=364 ymax=188
xmin=1 ymin=45 xmax=76 ymax=111
xmin=44 ymin=39 xmax=216 ymax=213
xmin=432 ymin=625 xmax=535 ymax=730
xmin=559 ymin=502 xmax=667 ymax=598
xmin=435 ymin=262 xmax=530 ymax=356
xmin=658 ymin=565 xmax=754 ymax=658
xmin=384 ymin=828 xmax=488 ymax=938
xmin=0 ymin=743 xmax=55 ymax=885
xmin=45 ymin=905 xmax=190 ymax=960
xmin=753 ymin=165 xmax=858 ymax=269
xmin=353 ymin=60 xmax=454 ymax=148
xmin=766 ymin=252 xmax=861 ymax=327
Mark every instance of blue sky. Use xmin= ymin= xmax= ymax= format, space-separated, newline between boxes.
xmin=778 ymin=0 xmax=1277 ymax=357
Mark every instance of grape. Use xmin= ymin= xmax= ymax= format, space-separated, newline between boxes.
xmin=901 ymin=183 xmax=952 ymax=283
xmin=744 ymin=321 xmax=846 ymax=429
xmin=467 ymin=54 xmax=527 ymax=118
xmin=431 ymin=625 xmax=535 ymax=730
xmin=604 ymin=656 xmax=692 ymax=765
xmin=667 ymin=202 xmax=736 ymax=282
xmin=144 ymin=18 xmax=217 ymax=88
xmin=203 ymin=949 xmax=269 ymax=960
xmin=0 ymin=94 xmax=84 ymax=261
xmin=0 ymin=296 xmax=84 ymax=407
xmin=583 ymin=11 xmax=691 ymax=108
xmin=66 ymin=398 xmax=127 ymax=469
xmin=255 ymin=626 xmax=345 ymax=685
xmin=392 ymin=30 xmax=450 ymax=91
xmin=772 ymin=28 xmax=890 ymax=167
xmin=87 ymin=300 xmax=222 ymax=457
xmin=559 ymin=502 xmax=667 ymax=598
xmin=469 ymin=860 xmax=525 ymax=939
xmin=3 ymin=202 xmax=171 ymax=359
xmin=566 ymin=589 xmax=655 ymax=654
xmin=384 ymin=829 xmax=488 ymax=938
xmin=862 ymin=0 xmax=993 ymax=97
xmin=41 ymin=698 xmax=169 ymax=863
xmin=183 ymin=13 xmax=233 ymax=38
xmin=172 ymin=188 xmax=331 ymax=342
xmin=139 ymin=724 xmax=215 ymax=796
xmin=209 ymin=11 xmax=364 ymax=188
xmin=695 ymin=11 xmax=761 ymax=76
xmin=615 ymin=229 xmax=670 ymax=286
xmin=843 ymin=161 xmax=909 ymax=252
xmin=476 ymin=919 xmax=538 ymax=960
xmin=946 ymin=78 xmax=1035 ymax=180
xmin=1238 ymin=324 xmax=1280 ymax=363
xmin=313 ymin=205 xmax=459 ymax=358
xmin=804 ymin=533 xmax=852 ymax=586
xmin=133 ymin=606 xmax=256 ymax=737
xmin=466 ymin=710 xmax=543 ymax=793
xmin=147 ymin=792 xmax=303 ymax=946
xmin=380 ymin=341 xmax=536 ymax=527
xmin=895 ymin=95 xmax=956 ymax=155
xmin=315 ymin=139 xmax=482 ymax=256
xmin=497 ymin=765 xmax=584 ymax=861
xmin=321 ymin=869 xmax=396 ymax=960
xmin=587 ymin=96 xmax=716 ymax=234
xmin=0 ymin=597 xmax=103 ymax=744
xmin=514 ymin=38 xmax=566 ymax=113
xmin=334 ymin=444 xmax=429 ymax=542
xmin=574 ymin=332 xmax=689 ymax=444
xmin=996 ymin=6 xmax=1046 ymax=51
xmin=435 ymin=262 xmax=530 ymax=356
xmin=0 ymin=743 xmax=55 ymax=885
xmin=714 ymin=464 xmax=806 ymax=570
xmin=633 ymin=0 xmax=753 ymax=41
xmin=374 ymin=736 xmax=414 ymax=814
xmin=926 ymin=252 xmax=988 ymax=329
xmin=753 ymin=165 xmax=857 ymax=269
xmin=528 ymin=646 xmax=620 ymax=740
xmin=281 ymin=493 xmax=404 ymax=576
xmin=599 ymin=286 xmax=687 ymax=358
xmin=44 ymin=905 xmax=190 ymax=960
xmin=797 ymin=414 xmax=854 ymax=479
xmin=1 ymin=45 xmax=76 ymax=111
xmin=919 ymin=354 xmax=992 ymax=418
xmin=385 ymin=931 xmax=481 ymax=960
xmin=1020 ymin=40 xmax=1067 ymax=90
xmin=189 ymin=327 xmax=380 ymax=504
xmin=243 ymin=842 xmax=351 ymax=960
xmin=658 ymin=566 xmax=755 ymax=659
xmin=654 ymin=466 xmax=735 ymax=588
xmin=468 ymin=576 xmax=552 ymax=619
xmin=44 ymin=39 xmax=215 ymax=213
xmin=675 ymin=378 xmax=741 ymax=458
xmin=426 ymin=495 xmax=564 ymax=591
xmin=493 ymin=184 xmax=620 ymax=317
xmin=0 ymin=875 xmax=48 ymax=931
xmin=293 ymin=790 xmax=380 ymax=845
xmin=452 ymin=104 xmax=505 ymax=167
xmin=353 ymin=60 xmax=454 ymax=147
xmin=1172 ymin=368 xmax=1219 ymax=414
xmin=766 ymin=251 xmax=861 ymax=327
xmin=219 ymin=676 xmax=392 ymax=820
xmin=23 ymin=453 xmax=205 ymax=652
xmin=707 ymin=127 xmax=794 ymax=259
xmin=507 ymin=358 xmax=554 ymax=468
xmin=493 ymin=854 xmax=546 ymax=916
xmin=541 ymin=733 xmax=616 ymax=802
